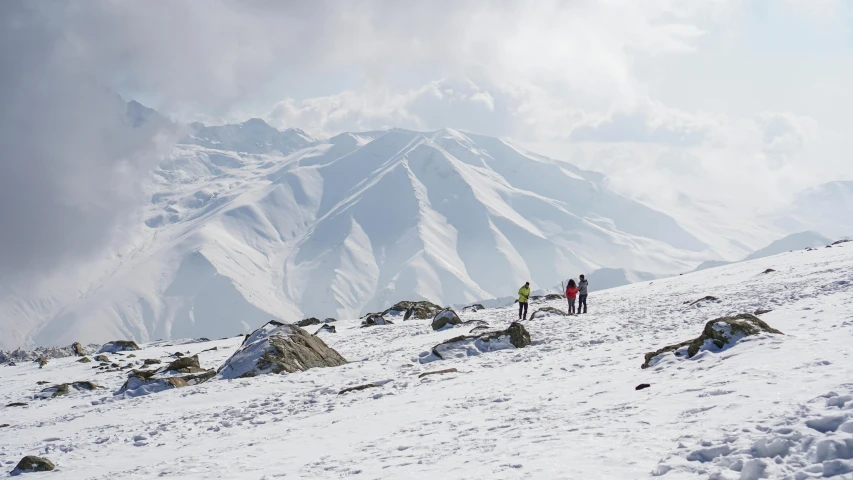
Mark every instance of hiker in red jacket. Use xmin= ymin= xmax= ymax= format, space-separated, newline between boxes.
xmin=565 ymin=278 xmax=579 ymax=315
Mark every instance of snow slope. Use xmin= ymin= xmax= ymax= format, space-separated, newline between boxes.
xmin=1 ymin=239 xmax=851 ymax=478
xmin=0 ymin=120 xmax=719 ymax=349
xmin=691 ymin=230 xmax=834 ymax=273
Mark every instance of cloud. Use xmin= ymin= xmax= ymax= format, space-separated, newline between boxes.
xmin=0 ymin=2 xmax=174 ymax=282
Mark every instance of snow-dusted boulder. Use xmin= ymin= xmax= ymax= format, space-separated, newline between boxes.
xmin=163 ymin=355 xmax=204 ymax=373
xmin=386 ymin=301 xmax=443 ymax=320
xmin=98 ymin=340 xmax=141 ymax=353
xmin=431 ymin=309 xmax=462 ymax=330
xmin=530 ymin=306 xmax=567 ymax=320
xmin=296 ymin=317 xmax=321 ymax=327
xmin=12 ymin=456 xmax=55 ymax=474
xmin=425 ymin=322 xmax=531 ymax=361
xmin=216 ymin=321 xmax=347 ymax=379
xmin=37 ymin=381 xmax=100 ymax=399
xmin=361 ymin=314 xmax=392 ymax=327
xmin=461 ymin=304 xmax=485 ymax=313
xmin=642 ymin=314 xmax=783 ymax=369
xmin=314 ymin=324 xmax=336 ymax=335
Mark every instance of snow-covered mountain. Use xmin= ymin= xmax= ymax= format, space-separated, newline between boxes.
xmin=691 ymin=230 xmax=834 ymax=273
xmin=0 ymin=117 xmax=725 ymax=349
xmin=771 ymin=181 xmax=853 ymax=239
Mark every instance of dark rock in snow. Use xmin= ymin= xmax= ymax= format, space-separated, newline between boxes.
xmin=296 ymin=317 xmax=321 ymax=327
xmin=380 ymin=300 xmax=444 ymax=320
xmin=361 ymin=314 xmax=393 ymax=327
xmin=12 ymin=456 xmax=55 ymax=473
xmin=314 ymin=324 xmax=337 ymax=335
xmin=635 ymin=384 xmax=651 ymax=391
xmin=98 ymin=340 xmax=141 ymax=353
xmin=143 ymin=358 xmax=162 ymax=366
xmin=36 ymin=357 xmax=48 ymax=369
xmin=529 ymin=306 xmax=568 ymax=319
xmin=94 ymin=355 xmax=109 ymax=363
xmin=831 ymin=239 xmax=851 ymax=245
xmin=216 ymin=321 xmax=347 ymax=379
xmin=72 ymin=342 xmax=85 ymax=356
xmin=323 ymin=318 xmax=337 ymax=323
xmin=0 ymin=423 xmax=9 ymax=428
xmin=685 ymin=295 xmax=719 ymax=306
xmin=171 ymin=352 xmax=185 ymax=357
xmin=338 ymin=383 xmax=380 ymax=395
xmin=461 ymin=304 xmax=485 ymax=313
xmin=201 ymin=347 xmax=218 ymax=353
xmin=754 ymin=309 xmax=773 ymax=315
xmin=418 ymin=368 xmax=458 ymax=378
xmin=544 ymin=293 xmax=565 ymax=301
xmin=430 ymin=322 xmax=531 ymax=360
xmin=77 ymin=357 xmax=92 ymax=363
xmin=431 ymin=309 xmax=462 ymax=330
xmin=38 ymin=381 xmax=100 ymax=398
xmin=164 ymin=355 xmax=201 ymax=373
xmin=762 ymin=268 xmax=776 ymax=274
xmin=6 ymin=402 xmax=28 ymax=407
xmin=642 ymin=314 xmax=783 ymax=369
xmin=36 ymin=381 xmax=49 ymax=385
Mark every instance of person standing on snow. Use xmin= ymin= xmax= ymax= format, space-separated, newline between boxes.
xmin=517 ymin=282 xmax=531 ymax=320
xmin=578 ymin=274 xmax=589 ymax=314
xmin=565 ymin=279 xmax=579 ymax=314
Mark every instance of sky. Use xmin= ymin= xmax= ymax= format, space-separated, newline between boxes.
xmin=1 ymin=0 xmax=852 ymax=281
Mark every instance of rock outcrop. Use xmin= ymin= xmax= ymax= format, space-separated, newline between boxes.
xmin=642 ymin=314 xmax=783 ymax=369
xmin=94 ymin=354 xmax=109 ymax=362
xmin=314 ymin=324 xmax=337 ymax=335
xmin=461 ymin=304 xmax=485 ymax=313
xmin=216 ymin=321 xmax=347 ymax=380
xmin=361 ymin=314 xmax=393 ymax=327
xmin=37 ymin=381 xmax=100 ymax=399
xmin=296 ymin=317 xmax=321 ymax=327
xmin=428 ymin=322 xmax=531 ymax=361
xmin=72 ymin=342 xmax=85 ymax=356
xmin=163 ymin=355 xmax=205 ymax=373
xmin=381 ymin=300 xmax=444 ymax=320
xmin=77 ymin=357 xmax=92 ymax=363
xmin=530 ymin=306 xmax=567 ymax=320
xmin=431 ymin=309 xmax=462 ymax=331
xmin=98 ymin=340 xmax=141 ymax=353
xmin=12 ymin=456 xmax=55 ymax=473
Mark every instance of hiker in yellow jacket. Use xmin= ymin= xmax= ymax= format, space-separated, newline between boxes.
xmin=518 ymin=282 xmax=531 ymax=320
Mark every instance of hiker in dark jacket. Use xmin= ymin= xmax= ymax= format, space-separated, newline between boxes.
xmin=565 ymin=279 xmax=578 ymax=314
xmin=518 ymin=282 xmax=531 ymax=320
xmin=578 ymin=274 xmax=589 ymax=313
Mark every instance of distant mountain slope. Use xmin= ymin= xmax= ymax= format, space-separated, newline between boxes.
xmin=0 ymin=118 xmax=719 ymax=349
xmin=772 ymin=181 xmax=853 ymax=239
xmin=743 ymin=230 xmax=832 ymax=261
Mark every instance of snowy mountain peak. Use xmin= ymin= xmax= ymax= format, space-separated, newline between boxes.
xmin=1 ymin=121 xmax=717 ymax=349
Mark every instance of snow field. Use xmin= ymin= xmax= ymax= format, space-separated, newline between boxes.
xmin=0 ymin=243 xmax=851 ymax=478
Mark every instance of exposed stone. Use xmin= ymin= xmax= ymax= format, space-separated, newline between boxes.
xmin=36 ymin=381 xmax=49 ymax=385
xmin=762 ymin=268 xmax=776 ymax=274
xmin=171 ymin=352 xmax=185 ymax=357
xmin=418 ymin=368 xmax=458 ymax=378
xmin=361 ymin=314 xmax=393 ymax=327
xmin=201 ymin=347 xmax=219 ymax=353
xmin=36 ymin=357 xmax=48 ymax=369
xmin=314 ymin=324 xmax=337 ymax=335
xmin=296 ymin=317 xmax=321 ymax=327
xmin=216 ymin=321 xmax=347 ymax=379
xmin=127 ymin=354 xmax=136 ymax=358
xmin=430 ymin=322 xmax=531 ymax=360
xmin=831 ymin=239 xmax=851 ymax=245
xmin=338 ymin=383 xmax=379 ymax=395
xmin=164 ymin=355 xmax=200 ymax=373
xmin=642 ymin=314 xmax=783 ymax=369
xmin=0 ymin=424 xmax=9 ymax=428
xmin=461 ymin=304 xmax=485 ymax=313
xmin=324 ymin=318 xmax=337 ymax=323
xmin=72 ymin=342 xmax=85 ymax=356
xmin=379 ymin=300 xmax=444 ymax=320
xmin=530 ymin=306 xmax=568 ymax=320
xmin=77 ymin=357 xmax=92 ymax=363
xmin=94 ymin=355 xmax=109 ymax=363
xmin=685 ymin=295 xmax=720 ymax=306
xmin=39 ymin=381 xmax=100 ymax=398
xmin=110 ymin=363 xmax=120 ymax=368
xmin=6 ymin=402 xmax=28 ymax=407
xmin=544 ymin=293 xmax=565 ymax=301
xmin=431 ymin=309 xmax=462 ymax=331
xmin=754 ymin=309 xmax=773 ymax=316
xmin=143 ymin=358 xmax=162 ymax=366
xmin=636 ymin=384 xmax=651 ymax=391
xmin=128 ymin=369 xmax=157 ymax=380
xmin=13 ymin=456 xmax=55 ymax=473
xmin=98 ymin=340 xmax=141 ymax=353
